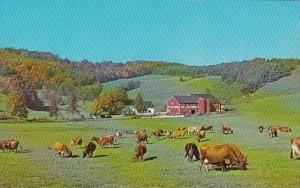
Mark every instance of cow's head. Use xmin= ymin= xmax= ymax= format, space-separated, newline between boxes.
xmin=238 ymin=157 xmax=247 ymax=170
xmin=83 ymin=151 xmax=87 ymax=158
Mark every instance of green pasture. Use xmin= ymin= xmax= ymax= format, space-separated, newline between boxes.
xmin=103 ymin=74 xmax=241 ymax=111
xmin=0 ymin=114 xmax=299 ymax=188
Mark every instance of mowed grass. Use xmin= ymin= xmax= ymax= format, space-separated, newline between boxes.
xmin=103 ymin=75 xmax=241 ymax=111
xmin=0 ymin=114 xmax=299 ymax=188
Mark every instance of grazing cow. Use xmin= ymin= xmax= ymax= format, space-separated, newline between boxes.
xmin=91 ymin=135 xmax=115 ymax=148
xmin=268 ymin=126 xmax=278 ymax=138
xmin=172 ymin=129 xmax=187 ymax=140
xmin=290 ymin=137 xmax=300 ymax=159
xmin=115 ymin=131 xmax=123 ymax=139
xmin=165 ymin=130 xmax=172 ymax=139
xmin=70 ymin=137 xmax=82 ymax=146
xmin=185 ymin=143 xmax=200 ymax=162
xmin=279 ymin=127 xmax=292 ymax=132
xmin=177 ymin=127 xmax=187 ymax=131
xmin=220 ymin=125 xmax=233 ymax=134
xmin=0 ymin=139 xmax=13 ymax=151
xmin=0 ymin=139 xmax=22 ymax=153
xmin=196 ymin=130 xmax=206 ymax=142
xmin=269 ymin=125 xmax=280 ymax=131
xmin=200 ymin=125 xmax=214 ymax=132
xmin=152 ymin=128 xmax=163 ymax=139
xmin=49 ymin=142 xmax=72 ymax=159
xmin=258 ymin=126 xmax=264 ymax=133
xmin=133 ymin=143 xmax=147 ymax=162
xmin=83 ymin=141 xmax=96 ymax=158
xmin=135 ymin=129 xmax=148 ymax=144
xmin=199 ymin=144 xmax=247 ymax=172
xmin=187 ymin=126 xmax=199 ymax=135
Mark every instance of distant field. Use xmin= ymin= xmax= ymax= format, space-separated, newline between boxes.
xmin=237 ymin=68 xmax=300 ymax=124
xmin=0 ymin=114 xmax=299 ymax=188
xmin=103 ymin=75 xmax=241 ymax=111
xmin=0 ymin=93 xmax=7 ymax=111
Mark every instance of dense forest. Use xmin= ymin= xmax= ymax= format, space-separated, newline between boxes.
xmin=0 ymin=48 xmax=299 ymax=118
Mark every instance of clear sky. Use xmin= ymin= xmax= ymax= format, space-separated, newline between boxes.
xmin=1 ymin=0 xmax=299 ymax=65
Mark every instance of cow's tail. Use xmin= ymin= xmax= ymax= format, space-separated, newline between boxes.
xmin=290 ymin=149 xmax=293 ymax=159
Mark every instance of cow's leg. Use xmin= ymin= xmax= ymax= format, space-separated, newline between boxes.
xmin=290 ymin=149 xmax=294 ymax=159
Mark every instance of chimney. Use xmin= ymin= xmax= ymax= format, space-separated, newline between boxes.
xmin=206 ymin=98 xmax=211 ymax=114
xmin=198 ymin=98 xmax=205 ymax=115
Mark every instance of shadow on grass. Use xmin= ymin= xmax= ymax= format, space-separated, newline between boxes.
xmin=93 ymin=154 xmax=109 ymax=158
xmin=101 ymin=146 xmax=122 ymax=149
xmin=144 ymin=156 xmax=158 ymax=161
xmin=18 ymin=149 xmax=32 ymax=153
xmin=71 ymin=155 xmax=80 ymax=158
xmin=213 ymin=166 xmax=248 ymax=172
xmin=197 ymin=138 xmax=210 ymax=142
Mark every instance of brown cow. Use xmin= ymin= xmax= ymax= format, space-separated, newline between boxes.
xmin=200 ymin=125 xmax=213 ymax=132
xmin=91 ymin=135 xmax=115 ymax=148
xmin=290 ymin=137 xmax=300 ymax=159
xmin=199 ymin=144 xmax=247 ymax=172
xmin=220 ymin=125 xmax=233 ymax=134
xmin=83 ymin=141 xmax=96 ymax=158
xmin=185 ymin=143 xmax=200 ymax=162
xmin=152 ymin=128 xmax=164 ymax=139
xmin=172 ymin=129 xmax=187 ymax=140
xmin=70 ymin=137 xmax=82 ymax=146
xmin=196 ymin=130 xmax=206 ymax=142
xmin=279 ymin=127 xmax=292 ymax=132
xmin=135 ymin=129 xmax=148 ymax=143
xmin=133 ymin=143 xmax=147 ymax=162
xmin=0 ymin=139 xmax=22 ymax=153
xmin=49 ymin=142 xmax=72 ymax=160
xmin=268 ymin=126 xmax=278 ymax=138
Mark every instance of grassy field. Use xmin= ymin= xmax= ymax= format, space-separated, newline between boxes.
xmin=1 ymin=69 xmax=300 ymax=187
xmin=0 ymin=113 xmax=299 ymax=188
xmin=103 ymin=75 xmax=241 ymax=111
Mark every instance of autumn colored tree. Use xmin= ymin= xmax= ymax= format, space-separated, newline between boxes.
xmin=92 ymin=89 xmax=128 ymax=115
xmin=7 ymin=90 xmax=28 ymax=119
xmin=134 ymin=93 xmax=145 ymax=113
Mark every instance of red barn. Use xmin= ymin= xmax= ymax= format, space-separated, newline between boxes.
xmin=165 ymin=94 xmax=220 ymax=116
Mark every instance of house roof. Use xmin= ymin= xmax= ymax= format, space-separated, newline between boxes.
xmin=190 ymin=94 xmax=220 ymax=104
xmin=143 ymin=101 xmax=154 ymax=108
xmin=220 ymin=100 xmax=231 ymax=105
xmin=173 ymin=95 xmax=199 ymax=104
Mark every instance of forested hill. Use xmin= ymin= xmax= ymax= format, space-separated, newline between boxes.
xmin=1 ymin=48 xmax=299 ymax=97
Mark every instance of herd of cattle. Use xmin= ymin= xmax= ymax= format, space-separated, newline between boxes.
xmin=0 ymin=124 xmax=299 ymax=172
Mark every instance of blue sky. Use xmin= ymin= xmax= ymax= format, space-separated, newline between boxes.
xmin=1 ymin=0 xmax=299 ymax=65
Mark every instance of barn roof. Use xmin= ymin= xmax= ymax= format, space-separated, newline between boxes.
xmin=173 ymin=96 xmax=199 ymax=104
xmin=191 ymin=94 xmax=220 ymax=104
xmin=144 ymin=101 xmax=154 ymax=108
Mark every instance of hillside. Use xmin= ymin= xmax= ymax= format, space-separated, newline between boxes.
xmin=103 ymin=75 xmax=241 ymax=111
xmin=237 ymin=67 xmax=300 ymax=124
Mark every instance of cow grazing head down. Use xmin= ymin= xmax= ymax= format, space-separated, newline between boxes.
xmin=83 ymin=141 xmax=96 ymax=158
xmin=133 ymin=143 xmax=147 ymax=162
xmin=185 ymin=143 xmax=200 ymax=162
